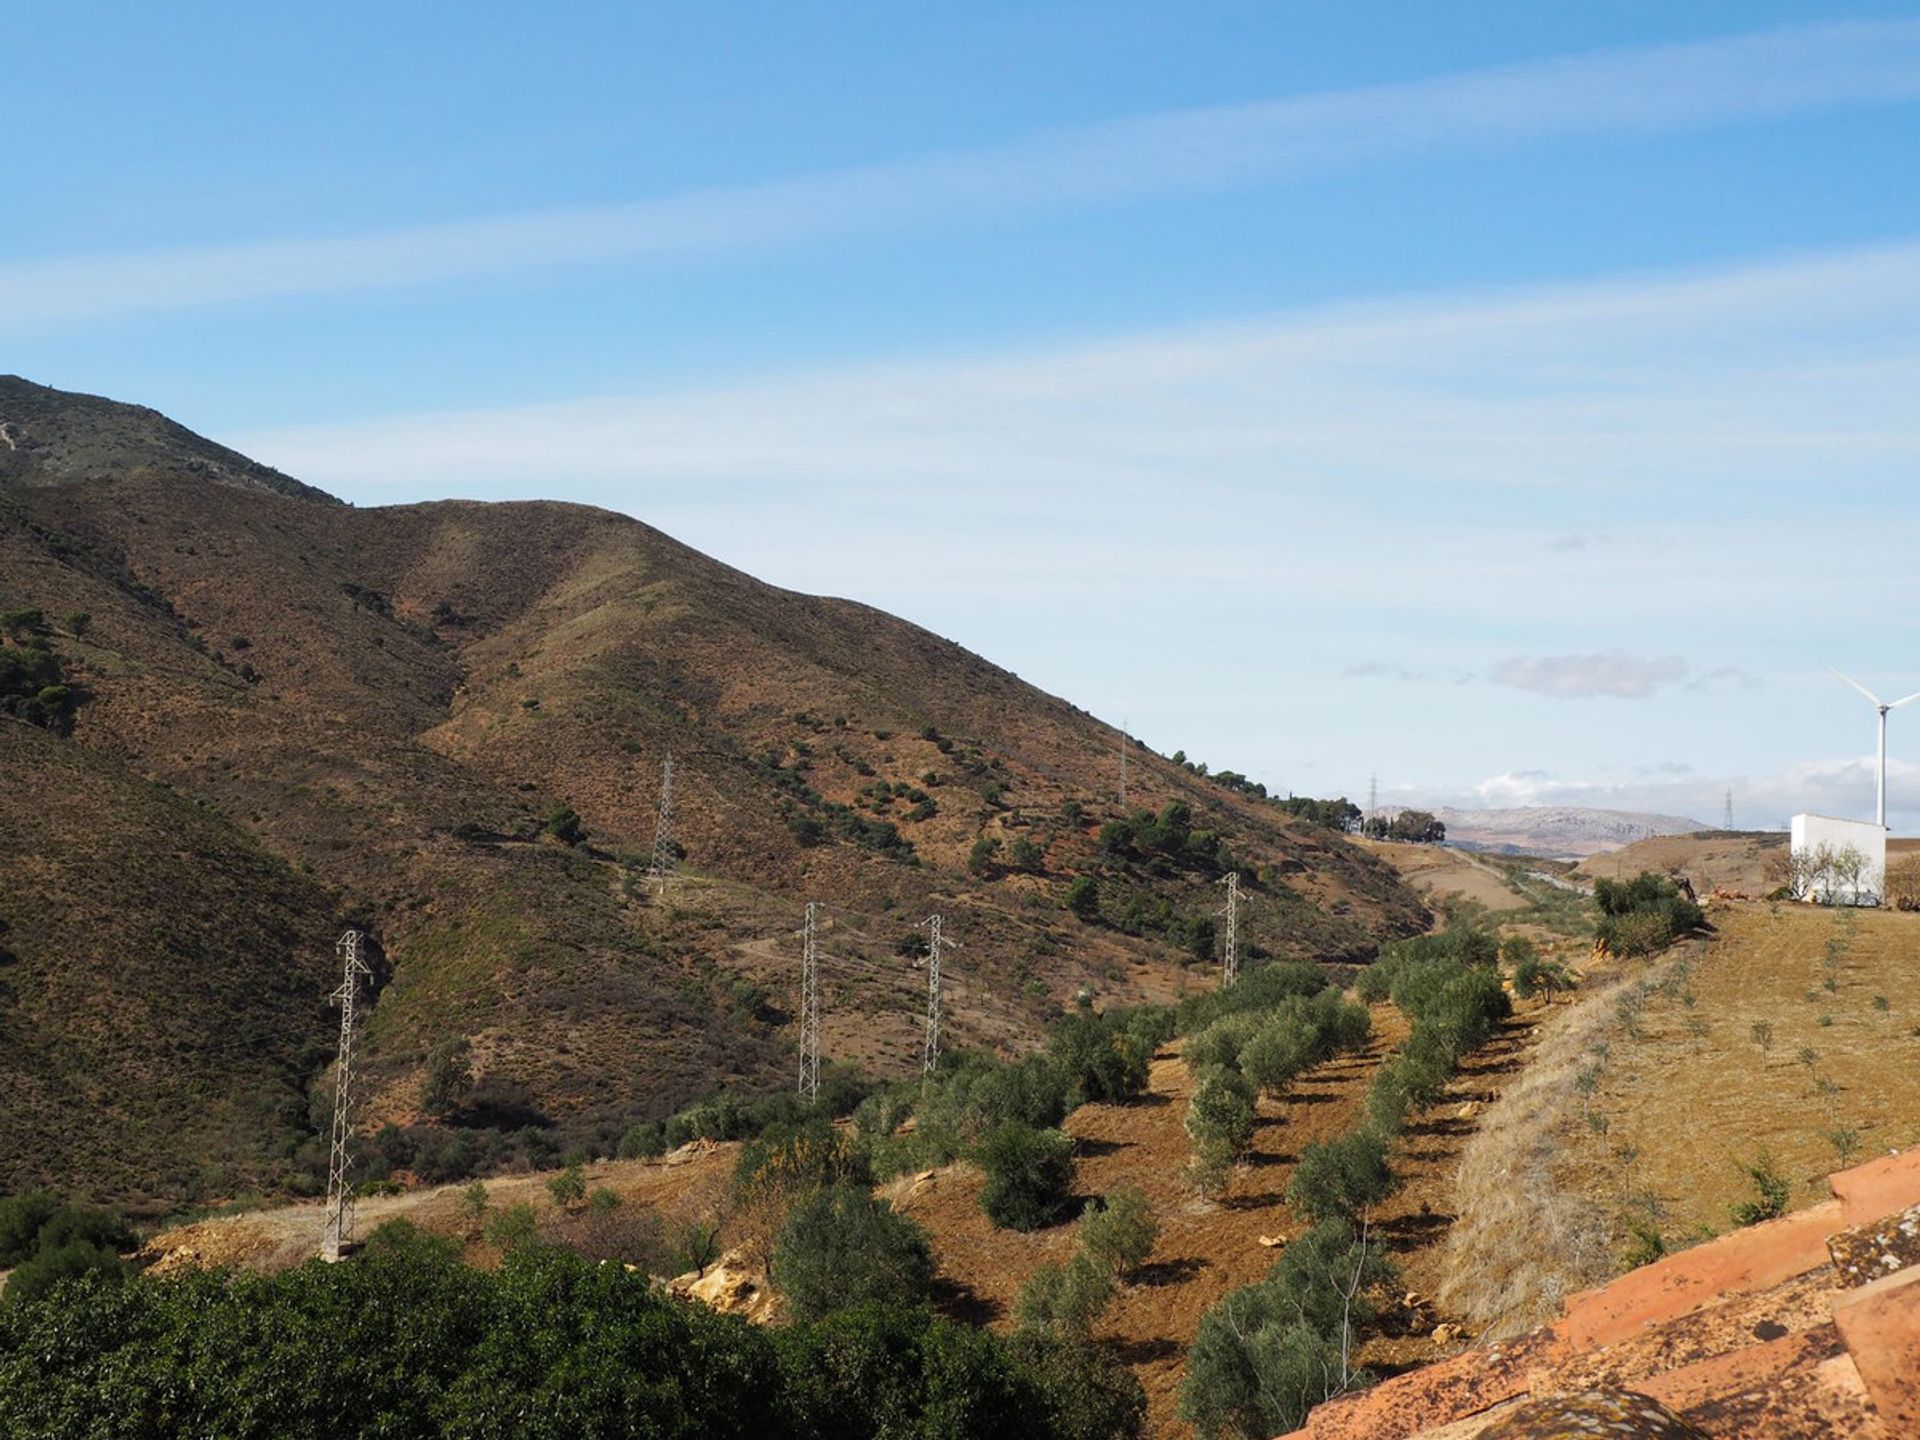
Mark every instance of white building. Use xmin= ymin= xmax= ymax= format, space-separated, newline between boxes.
xmin=1789 ymin=813 xmax=1887 ymax=906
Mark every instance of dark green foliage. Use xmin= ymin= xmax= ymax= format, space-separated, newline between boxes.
xmin=419 ymin=1037 xmax=474 ymax=1117
xmin=968 ymin=834 xmax=1002 ymax=876
xmin=1097 ymin=802 xmax=1237 ymax=877
xmin=1064 ymin=875 xmax=1101 ymax=921
xmin=1179 ymin=1219 xmax=1398 ymax=1439
xmin=772 ymin=1184 xmax=934 ymax=1321
xmin=1383 ymin=809 xmax=1445 ymax=843
xmin=1010 ymin=836 xmax=1045 ymax=872
xmin=974 ymin=1121 xmax=1076 ymax=1231
xmin=1286 ymin=1129 xmax=1397 ymax=1225
xmin=1272 ymin=796 xmax=1361 ymax=831
xmin=1047 ymin=1009 xmax=1152 ymax=1107
xmin=1594 ymin=872 xmax=1705 ymax=956
xmin=0 ymin=1193 xmax=135 ymax=1306
xmin=0 ymin=637 xmax=79 ymax=733
xmin=543 ymin=803 xmax=586 ymax=845
xmin=1175 ymin=960 xmax=1327 ymax=1033
xmin=0 ymin=1234 xmax=1136 ymax=1439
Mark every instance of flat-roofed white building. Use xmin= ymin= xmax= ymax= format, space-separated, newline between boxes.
xmin=1789 ymin=813 xmax=1887 ymax=905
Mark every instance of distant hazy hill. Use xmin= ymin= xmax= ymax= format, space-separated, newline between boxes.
xmin=0 ymin=376 xmax=1426 ymax=1209
xmin=1427 ymin=805 xmax=1708 ymax=859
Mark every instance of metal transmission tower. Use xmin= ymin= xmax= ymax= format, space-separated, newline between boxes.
xmin=796 ymin=901 xmax=821 ymax=1102
xmin=1218 ymin=872 xmax=1242 ymax=989
xmin=1724 ymin=787 xmax=1735 ymax=831
xmin=321 ymin=929 xmax=373 ymax=1262
xmin=646 ymin=753 xmax=677 ymax=895
xmin=1368 ymin=773 xmax=1379 ymax=828
xmin=919 ymin=914 xmax=959 ymax=1075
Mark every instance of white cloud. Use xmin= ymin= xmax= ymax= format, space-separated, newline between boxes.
xmin=1489 ymin=651 xmax=1691 ymax=700
xmin=3 ymin=20 xmax=1919 ymax=329
xmin=1405 ymin=757 xmax=1920 ymax=831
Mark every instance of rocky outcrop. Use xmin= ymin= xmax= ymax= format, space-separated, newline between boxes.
xmin=1277 ymin=1148 xmax=1920 ymax=1439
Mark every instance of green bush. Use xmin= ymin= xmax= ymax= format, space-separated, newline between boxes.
xmin=974 ymin=1121 xmax=1076 ymax=1231
xmin=546 ymin=1162 xmax=588 ymax=1209
xmin=1078 ymin=1184 xmax=1158 ymax=1279
xmin=1064 ymin=875 xmax=1102 ymax=922
xmin=1729 ymin=1151 xmax=1790 ymax=1228
xmin=1179 ymin=1219 xmax=1397 ymax=1439
xmin=1594 ymin=872 xmax=1704 ymax=956
xmin=1184 ymin=1066 xmax=1255 ymax=1160
xmin=0 ymin=1233 xmax=1138 ymax=1440
xmin=771 ymin=1184 xmax=934 ymax=1321
xmin=0 ymin=1194 xmax=134 ymax=1306
xmin=1286 ymin=1130 xmax=1397 ymax=1225
xmin=1015 ymin=1251 xmax=1114 ymax=1342
xmin=1048 ymin=1010 xmax=1151 ymax=1107
xmin=484 ymin=1201 xmax=538 ymax=1250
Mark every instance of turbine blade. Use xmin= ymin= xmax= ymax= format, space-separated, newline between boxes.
xmin=1889 ymin=690 xmax=1920 ymax=710
xmin=1829 ymin=668 xmax=1884 ymax=706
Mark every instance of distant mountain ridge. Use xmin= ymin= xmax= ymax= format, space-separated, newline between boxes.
xmin=1425 ymin=805 xmax=1709 ymax=859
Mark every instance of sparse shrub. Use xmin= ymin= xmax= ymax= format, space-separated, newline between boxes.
xmin=1016 ymin=1251 xmax=1115 ymax=1342
xmin=546 ymin=1162 xmax=588 ymax=1210
xmin=1078 ymin=1184 xmax=1158 ymax=1280
xmin=771 ymin=1184 xmax=934 ymax=1320
xmin=543 ymin=804 xmax=586 ymax=846
xmin=457 ymin=1181 xmax=490 ymax=1229
xmin=1064 ymin=875 xmax=1101 ymax=922
xmin=1749 ymin=1020 xmax=1774 ymax=1053
xmin=968 ymin=835 xmax=1002 ymax=876
xmin=1621 ymin=1219 xmax=1667 ymax=1270
xmin=1010 ymin=837 xmax=1045 ymax=872
xmin=1593 ymin=872 xmax=1704 ymax=956
xmin=974 ymin=1121 xmax=1076 ymax=1231
xmin=484 ymin=1201 xmax=538 ymax=1250
xmin=1728 ymin=1152 xmax=1790 ymax=1227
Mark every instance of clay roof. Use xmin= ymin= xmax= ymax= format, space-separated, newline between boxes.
xmin=1278 ymin=1148 xmax=1920 ymax=1439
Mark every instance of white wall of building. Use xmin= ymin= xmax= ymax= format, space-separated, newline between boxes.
xmin=1790 ymin=813 xmax=1887 ymax=905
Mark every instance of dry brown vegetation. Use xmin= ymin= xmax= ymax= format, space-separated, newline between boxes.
xmin=0 ymin=375 xmax=1426 ymax=1209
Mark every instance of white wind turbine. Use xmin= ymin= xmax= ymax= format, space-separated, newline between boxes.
xmin=1831 ymin=670 xmax=1920 ymax=828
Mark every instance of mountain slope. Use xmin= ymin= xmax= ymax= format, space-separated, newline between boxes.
xmin=1428 ymin=805 xmax=1708 ymax=858
xmin=0 ymin=378 xmax=1427 ymax=1209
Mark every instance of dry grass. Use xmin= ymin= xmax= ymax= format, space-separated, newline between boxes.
xmin=1434 ymin=954 xmax=1688 ymax=1338
xmin=1556 ymin=904 xmax=1920 ymax=1238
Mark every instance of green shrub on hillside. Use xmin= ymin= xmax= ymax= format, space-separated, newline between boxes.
xmin=1594 ymin=872 xmax=1704 ymax=956
xmin=974 ymin=1121 xmax=1076 ymax=1231
xmin=1180 ymin=1219 xmax=1397 ymax=1439
xmin=772 ymin=1184 xmax=933 ymax=1320
xmin=0 ymin=1233 xmax=1139 ymax=1439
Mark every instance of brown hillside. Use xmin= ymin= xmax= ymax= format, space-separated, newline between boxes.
xmin=0 ymin=378 xmax=1426 ymax=1210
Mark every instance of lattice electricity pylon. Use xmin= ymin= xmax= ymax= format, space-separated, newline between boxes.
xmin=321 ymin=928 xmax=373 ymax=1262
xmin=1218 ymin=871 xmax=1242 ymax=989
xmin=646 ymin=753 xmax=677 ymax=895
xmin=797 ymin=901 xmax=821 ymax=1102
xmin=919 ymin=914 xmax=959 ymax=1075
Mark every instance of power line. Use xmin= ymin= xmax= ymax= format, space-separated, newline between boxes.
xmin=320 ymin=929 xmax=371 ymax=1262
xmin=647 ymin=753 xmax=677 ymax=895
xmin=1218 ymin=871 xmax=1242 ymax=989
xmin=796 ymin=901 xmax=821 ymax=1102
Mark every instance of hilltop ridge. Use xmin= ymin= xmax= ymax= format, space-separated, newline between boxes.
xmin=0 ymin=378 xmax=1426 ymax=1210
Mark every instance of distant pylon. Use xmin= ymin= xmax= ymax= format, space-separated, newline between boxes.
xmin=647 ymin=753 xmax=677 ymax=895
xmin=920 ymin=914 xmax=958 ymax=1075
xmin=321 ymin=929 xmax=372 ymax=1262
xmin=1218 ymin=872 xmax=1242 ymax=989
xmin=1368 ymin=772 xmax=1379 ymax=826
xmin=1724 ymin=787 xmax=1734 ymax=831
xmin=797 ymin=901 xmax=821 ymax=1102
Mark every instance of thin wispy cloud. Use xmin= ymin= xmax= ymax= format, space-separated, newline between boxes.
xmin=1489 ymin=651 xmax=1691 ymax=700
xmin=4 ymin=20 xmax=1920 ymax=330
xmin=235 ymin=236 xmax=1920 ymax=511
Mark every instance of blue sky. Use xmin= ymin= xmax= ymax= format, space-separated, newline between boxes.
xmin=8 ymin=2 xmax=1920 ymax=829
